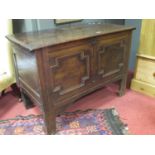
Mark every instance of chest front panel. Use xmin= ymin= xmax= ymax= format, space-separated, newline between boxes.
xmin=48 ymin=42 xmax=94 ymax=104
xmin=97 ymin=40 xmax=126 ymax=79
xmin=45 ymin=33 xmax=130 ymax=105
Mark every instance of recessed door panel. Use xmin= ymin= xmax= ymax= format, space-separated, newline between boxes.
xmin=96 ymin=37 xmax=127 ymax=80
xmin=48 ymin=43 xmax=93 ymax=102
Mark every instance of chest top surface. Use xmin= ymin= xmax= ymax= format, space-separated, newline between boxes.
xmin=6 ymin=23 xmax=135 ymax=51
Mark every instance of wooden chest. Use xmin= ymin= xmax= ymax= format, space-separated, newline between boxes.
xmin=6 ymin=23 xmax=134 ymax=134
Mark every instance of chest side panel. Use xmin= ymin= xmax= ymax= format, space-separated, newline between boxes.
xmin=12 ymin=45 xmax=41 ymax=104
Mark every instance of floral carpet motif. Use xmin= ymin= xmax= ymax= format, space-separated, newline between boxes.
xmin=0 ymin=108 xmax=128 ymax=135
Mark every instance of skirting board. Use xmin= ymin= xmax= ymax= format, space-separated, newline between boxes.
xmin=131 ymin=79 xmax=155 ymax=98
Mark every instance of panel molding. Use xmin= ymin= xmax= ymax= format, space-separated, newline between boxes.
xmin=97 ymin=40 xmax=125 ymax=78
xmin=50 ymin=51 xmax=90 ymax=95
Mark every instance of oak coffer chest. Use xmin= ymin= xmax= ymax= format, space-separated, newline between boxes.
xmin=6 ymin=23 xmax=135 ymax=134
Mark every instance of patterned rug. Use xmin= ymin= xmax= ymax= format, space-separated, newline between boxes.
xmin=0 ymin=108 xmax=128 ymax=135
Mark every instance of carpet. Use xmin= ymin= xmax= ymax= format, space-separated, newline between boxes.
xmin=0 ymin=108 xmax=128 ymax=135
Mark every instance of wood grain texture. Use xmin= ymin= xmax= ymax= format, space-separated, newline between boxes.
xmin=131 ymin=79 xmax=155 ymax=98
xmin=6 ymin=23 xmax=134 ymax=51
xmin=7 ymin=23 xmax=134 ymax=134
xmin=131 ymin=20 xmax=155 ymax=98
xmin=131 ymin=54 xmax=155 ymax=97
xmin=135 ymin=57 xmax=155 ymax=85
xmin=138 ymin=19 xmax=155 ymax=57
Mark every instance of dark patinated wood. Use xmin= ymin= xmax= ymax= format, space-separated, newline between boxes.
xmin=6 ymin=23 xmax=135 ymax=134
xmin=11 ymin=83 xmax=21 ymax=98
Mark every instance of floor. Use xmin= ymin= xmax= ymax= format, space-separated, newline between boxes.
xmin=0 ymin=84 xmax=155 ymax=135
